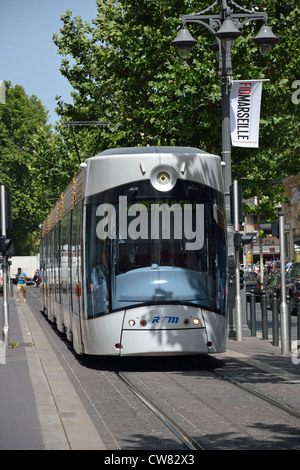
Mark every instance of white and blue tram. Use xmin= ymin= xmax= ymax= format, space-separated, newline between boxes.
xmin=40 ymin=146 xmax=227 ymax=356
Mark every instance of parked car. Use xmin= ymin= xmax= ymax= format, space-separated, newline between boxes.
xmin=286 ymin=262 xmax=300 ymax=315
xmin=244 ymin=271 xmax=261 ymax=299
xmin=264 ymin=272 xmax=281 ymax=310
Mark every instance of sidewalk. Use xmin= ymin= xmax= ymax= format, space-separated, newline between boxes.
xmin=0 ymin=288 xmax=299 ymax=450
xmin=0 ymin=290 xmax=106 ymax=450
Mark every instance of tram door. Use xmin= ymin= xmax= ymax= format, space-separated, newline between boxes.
xmin=70 ymin=203 xmax=82 ymax=352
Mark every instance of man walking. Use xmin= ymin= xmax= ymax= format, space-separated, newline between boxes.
xmin=16 ymin=267 xmax=27 ymax=302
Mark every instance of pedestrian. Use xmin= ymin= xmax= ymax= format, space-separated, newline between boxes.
xmin=286 ymin=259 xmax=293 ymax=271
xmin=33 ymin=270 xmax=40 ymax=287
xmin=16 ymin=267 xmax=28 ymax=302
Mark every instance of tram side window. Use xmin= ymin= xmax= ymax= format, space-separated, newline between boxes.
xmin=49 ymin=230 xmax=54 ymax=294
xmin=60 ymin=213 xmax=71 ymax=297
xmin=71 ymin=203 xmax=82 ymax=315
xmin=85 ymin=203 xmax=108 ymax=318
xmin=54 ymin=224 xmax=61 ymax=303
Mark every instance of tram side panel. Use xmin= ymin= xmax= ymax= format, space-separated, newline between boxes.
xmin=71 ymin=203 xmax=84 ymax=354
xmin=40 ymin=204 xmax=84 ymax=355
xmin=60 ymin=212 xmax=72 ymax=340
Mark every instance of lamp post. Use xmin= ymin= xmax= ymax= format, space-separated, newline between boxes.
xmin=172 ymin=0 xmax=277 ymax=220
xmin=172 ymin=0 xmax=278 ymax=340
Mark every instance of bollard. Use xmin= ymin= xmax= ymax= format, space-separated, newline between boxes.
xmin=297 ymin=302 xmax=300 ymax=343
xmin=272 ymin=292 xmax=279 ymax=347
xmin=287 ymin=295 xmax=292 ymax=351
xmin=261 ymin=290 xmax=268 ymax=339
xmin=250 ymin=290 xmax=256 ymax=336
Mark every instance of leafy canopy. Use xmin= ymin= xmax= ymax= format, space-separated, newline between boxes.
xmin=53 ymin=0 xmax=299 ymax=223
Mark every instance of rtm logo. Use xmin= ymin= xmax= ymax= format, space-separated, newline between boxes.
xmin=152 ymin=316 xmax=179 ymax=324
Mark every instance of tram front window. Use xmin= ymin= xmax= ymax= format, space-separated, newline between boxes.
xmin=84 ymin=181 xmax=226 ymax=318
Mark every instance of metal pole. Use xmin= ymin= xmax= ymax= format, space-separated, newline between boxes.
xmin=272 ymin=292 xmax=279 ymax=346
xmin=1 ymin=185 xmax=9 ymax=347
xmin=222 ymin=74 xmax=232 ymax=221
xmin=279 ymin=213 xmax=289 ymax=355
xmin=234 ymin=179 xmax=243 ymax=341
xmin=220 ymin=42 xmax=236 ymax=340
xmin=250 ymin=290 xmax=256 ymax=336
xmin=287 ymin=295 xmax=291 ymax=350
xmin=297 ymin=302 xmax=300 ymax=344
xmin=261 ymin=290 xmax=268 ymax=339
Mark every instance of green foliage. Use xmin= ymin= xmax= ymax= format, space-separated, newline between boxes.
xmin=2 ymin=1 xmax=299 ymax=254
xmin=52 ymin=0 xmax=299 ymax=224
xmin=0 ymin=83 xmax=78 ymax=254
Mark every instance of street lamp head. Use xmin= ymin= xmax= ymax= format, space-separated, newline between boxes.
xmin=215 ymin=18 xmax=242 ymax=41
xmin=171 ymin=27 xmax=197 ymax=59
xmin=253 ymin=24 xmax=278 ymax=56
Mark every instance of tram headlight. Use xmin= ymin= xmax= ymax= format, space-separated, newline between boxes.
xmin=150 ymin=165 xmax=177 ymax=192
xmin=128 ymin=319 xmax=135 ymax=327
xmin=184 ymin=318 xmax=200 ymax=326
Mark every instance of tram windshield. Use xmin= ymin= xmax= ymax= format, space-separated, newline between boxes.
xmin=84 ymin=180 xmax=226 ymax=318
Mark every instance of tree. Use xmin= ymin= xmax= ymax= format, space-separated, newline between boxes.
xmin=0 ymin=83 xmax=78 ymax=254
xmin=0 ymin=83 xmax=49 ymax=253
xmin=53 ymin=1 xmax=223 ymax=152
xmin=53 ymin=0 xmax=299 ymax=214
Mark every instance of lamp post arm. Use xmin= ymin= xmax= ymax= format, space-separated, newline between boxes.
xmin=182 ymin=12 xmax=268 ymax=31
xmin=181 ymin=17 xmax=220 ymax=35
xmin=183 ymin=0 xmax=219 ymax=18
xmin=237 ymin=15 xmax=268 ymax=28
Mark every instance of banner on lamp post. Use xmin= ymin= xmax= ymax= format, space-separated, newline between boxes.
xmin=230 ymin=79 xmax=268 ymax=148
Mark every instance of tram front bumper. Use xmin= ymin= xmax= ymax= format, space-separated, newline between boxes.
xmin=119 ymin=327 xmax=209 ymax=356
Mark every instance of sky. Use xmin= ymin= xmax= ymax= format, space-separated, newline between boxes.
xmin=0 ymin=0 xmax=98 ymax=126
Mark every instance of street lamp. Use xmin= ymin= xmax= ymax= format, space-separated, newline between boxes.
xmin=172 ymin=0 xmax=278 ymax=341
xmin=253 ymin=24 xmax=279 ymax=56
xmin=172 ymin=1 xmax=278 ymax=214
xmin=171 ymin=27 xmax=197 ymax=59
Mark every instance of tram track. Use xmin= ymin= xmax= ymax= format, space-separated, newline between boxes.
xmin=104 ymin=355 xmax=300 ymax=450
xmin=107 ymin=361 xmax=207 ymax=451
xmin=188 ymin=356 xmax=300 ymax=421
xmin=26 ymin=288 xmax=300 ymax=450
xmin=212 ymin=367 xmax=300 ymax=420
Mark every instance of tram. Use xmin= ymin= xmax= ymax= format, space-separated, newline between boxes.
xmin=40 ymin=146 xmax=227 ymax=356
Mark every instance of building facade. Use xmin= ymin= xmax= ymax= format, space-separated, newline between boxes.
xmin=282 ymin=174 xmax=300 ymax=262
xmin=239 ymin=174 xmax=300 ymax=266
